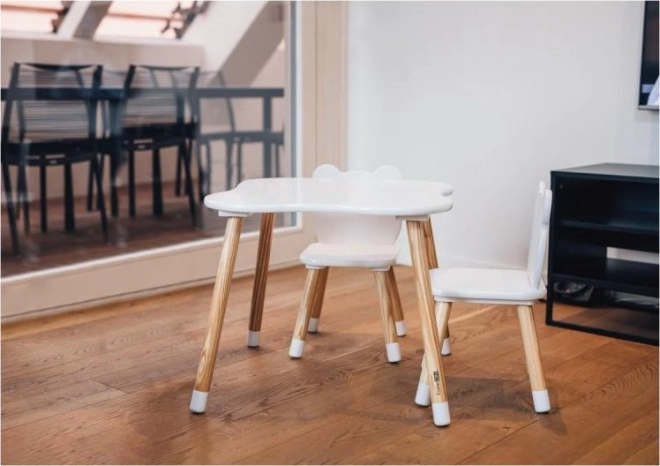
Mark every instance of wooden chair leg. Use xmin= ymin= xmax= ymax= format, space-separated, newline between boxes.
xmin=308 ymin=266 xmax=329 ymax=333
xmin=517 ymin=305 xmax=550 ymax=413
xmin=247 ymin=212 xmax=275 ymax=347
xmin=386 ymin=267 xmax=406 ymax=336
xmin=406 ymin=220 xmax=450 ymax=426
xmin=416 ymin=301 xmax=452 ymax=407
xmin=374 ymin=270 xmax=401 ymax=363
xmin=289 ymin=267 xmax=321 ymax=358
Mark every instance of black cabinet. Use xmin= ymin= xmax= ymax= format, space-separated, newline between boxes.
xmin=546 ymin=163 xmax=659 ymax=345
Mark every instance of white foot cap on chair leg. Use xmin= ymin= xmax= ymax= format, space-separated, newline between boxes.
xmin=385 ymin=342 xmax=401 ymax=363
xmin=395 ymin=321 xmax=407 ymax=337
xmin=441 ymin=337 xmax=451 ymax=356
xmin=532 ymin=389 xmax=551 ymax=413
xmin=190 ymin=390 xmax=208 ymax=414
xmin=307 ymin=318 xmax=319 ymax=333
xmin=289 ymin=338 xmax=305 ymax=358
xmin=247 ymin=330 xmax=260 ymax=348
xmin=415 ymin=382 xmax=431 ymax=406
xmin=432 ymin=402 xmax=451 ymax=427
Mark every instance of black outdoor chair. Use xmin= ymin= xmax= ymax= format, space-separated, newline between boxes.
xmin=111 ymin=64 xmax=199 ymax=226
xmin=1 ymin=62 xmax=108 ymax=255
xmin=187 ymin=70 xmax=284 ymax=200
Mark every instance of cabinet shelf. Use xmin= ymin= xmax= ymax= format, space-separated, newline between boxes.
xmin=547 ymin=163 xmax=659 ymax=346
xmin=553 ymin=258 xmax=659 ymax=297
xmin=558 ymin=211 xmax=659 ymax=236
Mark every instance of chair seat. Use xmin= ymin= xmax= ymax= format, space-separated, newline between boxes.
xmin=430 ymin=267 xmax=546 ymax=303
xmin=300 ymin=242 xmax=399 ymax=269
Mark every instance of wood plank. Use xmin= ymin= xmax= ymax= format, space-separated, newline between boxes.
xmin=1 ymin=380 xmax=125 ymax=429
xmin=459 ymin=361 xmax=658 ymax=465
xmin=1 ymin=266 xmax=657 ymax=465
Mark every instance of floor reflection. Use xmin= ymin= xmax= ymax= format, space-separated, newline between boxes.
xmin=1 ymin=180 xmax=293 ymax=277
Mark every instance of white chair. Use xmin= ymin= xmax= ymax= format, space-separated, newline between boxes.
xmin=417 ymin=181 xmax=553 ymax=426
xmin=288 ymin=164 xmax=408 ymax=363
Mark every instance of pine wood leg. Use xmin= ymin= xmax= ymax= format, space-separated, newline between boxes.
xmin=374 ymin=270 xmax=401 ymax=363
xmin=247 ymin=213 xmax=275 ymax=347
xmin=289 ymin=268 xmax=321 ymax=358
xmin=386 ymin=267 xmax=406 ymax=337
xmin=517 ymin=305 xmax=551 ymax=413
xmin=190 ymin=216 xmax=244 ymax=413
xmin=308 ymin=267 xmax=329 ymax=333
xmin=406 ymin=220 xmax=450 ymax=426
xmin=422 ymin=218 xmax=451 ymax=355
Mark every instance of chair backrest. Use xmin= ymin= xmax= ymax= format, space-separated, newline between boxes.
xmin=2 ymin=62 xmax=102 ymax=143
xmin=526 ymin=181 xmax=553 ymax=289
xmin=121 ymin=65 xmax=199 ymax=128
xmin=311 ymin=164 xmax=403 ymax=245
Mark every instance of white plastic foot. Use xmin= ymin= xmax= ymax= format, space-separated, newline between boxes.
xmin=395 ymin=321 xmax=407 ymax=337
xmin=247 ymin=330 xmax=260 ymax=348
xmin=307 ymin=318 xmax=320 ymax=333
xmin=432 ymin=401 xmax=451 ymax=426
xmin=415 ymin=381 xmax=431 ymax=406
xmin=190 ymin=390 xmax=208 ymax=414
xmin=289 ymin=338 xmax=305 ymax=358
xmin=532 ymin=389 xmax=551 ymax=413
xmin=441 ymin=337 xmax=452 ymax=356
xmin=385 ymin=342 xmax=401 ymax=363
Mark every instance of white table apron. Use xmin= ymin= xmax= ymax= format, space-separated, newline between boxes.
xmin=190 ymin=177 xmax=454 ymax=426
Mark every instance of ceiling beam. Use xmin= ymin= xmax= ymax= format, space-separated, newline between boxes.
xmin=56 ymin=1 xmax=112 ymax=39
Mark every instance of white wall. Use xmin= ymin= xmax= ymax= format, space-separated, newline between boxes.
xmin=347 ymin=1 xmax=659 ymax=268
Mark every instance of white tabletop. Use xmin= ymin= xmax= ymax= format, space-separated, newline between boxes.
xmin=204 ymin=177 xmax=454 ymax=217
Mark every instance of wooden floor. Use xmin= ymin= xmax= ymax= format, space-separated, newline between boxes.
xmin=2 ymin=265 xmax=658 ymax=465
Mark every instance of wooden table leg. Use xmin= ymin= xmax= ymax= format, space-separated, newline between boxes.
xmin=190 ymin=216 xmax=245 ymax=413
xmin=406 ymin=219 xmax=450 ymax=426
xmin=422 ymin=218 xmax=451 ymax=355
xmin=247 ymin=212 xmax=275 ymax=347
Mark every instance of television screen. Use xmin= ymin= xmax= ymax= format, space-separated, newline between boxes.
xmin=639 ymin=1 xmax=659 ymax=108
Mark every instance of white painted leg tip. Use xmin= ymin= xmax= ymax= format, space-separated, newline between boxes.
xmin=532 ymin=389 xmax=551 ymax=413
xmin=415 ymin=383 xmax=431 ymax=407
xmin=247 ymin=330 xmax=260 ymax=348
xmin=289 ymin=338 xmax=305 ymax=358
xmin=385 ymin=342 xmax=401 ymax=363
xmin=307 ymin=318 xmax=319 ymax=333
xmin=432 ymin=402 xmax=451 ymax=426
xmin=395 ymin=321 xmax=407 ymax=337
xmin=190 ymin=390 xmax=208 ymax=414
xmin=441 ymin=337 xmax=452 ymax=356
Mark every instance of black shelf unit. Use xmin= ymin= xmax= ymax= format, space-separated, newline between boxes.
xmin=546 ymin=163 xmax=659 ymax=345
